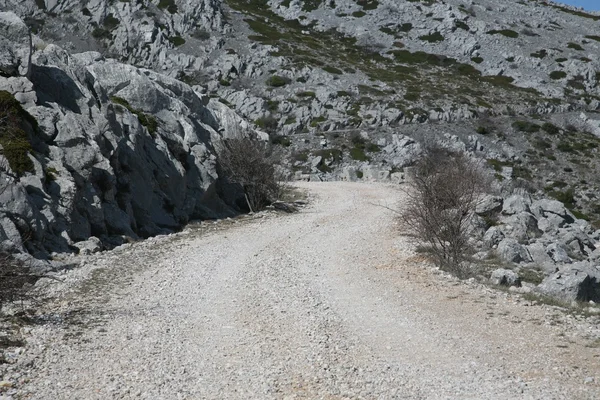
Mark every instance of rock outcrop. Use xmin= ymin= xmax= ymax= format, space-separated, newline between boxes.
xmin=0 ymin=13 xmax=245 ymax=258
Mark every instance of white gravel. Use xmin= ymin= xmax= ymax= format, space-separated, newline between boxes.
xmin=4 ymin=182 xmax=600 ymax=399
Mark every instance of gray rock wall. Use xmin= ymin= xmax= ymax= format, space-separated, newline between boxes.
xmin=0 ymin=13 xmax=244 ymax=258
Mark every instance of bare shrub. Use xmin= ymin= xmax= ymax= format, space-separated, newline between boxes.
xmin=400 ymin=147 xmax=490 ymax=278
xmin=0 ymin=251 xmax=37 ymax=312
xmin=217 ymin=137 xmax=286 ymax=212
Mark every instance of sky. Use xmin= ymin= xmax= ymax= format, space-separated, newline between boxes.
xmin=555 ymin=0 xmax=600 ymax=11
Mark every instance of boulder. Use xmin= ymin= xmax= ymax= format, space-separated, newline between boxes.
xmin=483 ymin=226 xmax=504 ymax=248
xmin=476 ymin=195 xmax=503 ymax=216
xmin=546 ymin=243 xmax=571 ymax=264
xmin=530 ymin=199 xmax=574 ymax=222
xmin=537 ymin=263 xmax=600 ymax=302
xmin=499 ymin=212 xmax=542 ymax=242
xmin=490 ymin=268 xmax=521 ymax=287
xmin=497 ymin=238 xmax=532 ymax=263
xmin=73 ymin=236 xmax=103 ymax=255
xmin=501 ymin=194 xmax=531 ymax=215
xmin=0 ymin=12 xmax=31 ymax=77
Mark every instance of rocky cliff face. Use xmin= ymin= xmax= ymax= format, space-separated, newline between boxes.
xmin=0 ymin=12 xmax=246 ymax=259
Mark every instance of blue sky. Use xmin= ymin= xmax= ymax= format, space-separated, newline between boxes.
xmin=556 ymin=0 xmax=600 ymax=11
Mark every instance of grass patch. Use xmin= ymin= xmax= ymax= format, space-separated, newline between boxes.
xmin=266 ymin=75 xmax=290 ymax=87
xmin=168 ymin=36 xmax=186 ymax=47
xmin=541 ymin=122 xmax=560 ymax=134
xmin=323 ymin=65 xmax=344 ymax=75
xmin=567 ymin=42 xmax=584 ymax=51
xmin=486 ymin=29 xmax=519 ymax=38
xmin=549 ymin=70 xmax=567 ymax=80
xmin=349 ymin=146 xmax=368 ymax=161
xmin=512 ymin=120 xmax=540 ymax=133
xmin=419 ymin=32 xmax=444 ymax=43
xmin=110 ymin=96 xmax=158 ymax=136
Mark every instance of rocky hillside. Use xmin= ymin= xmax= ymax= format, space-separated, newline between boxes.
xmin=0 ymin=11 xmax=251 ymax=262
xmin=5 ymin=0 xmax=600 ymax=127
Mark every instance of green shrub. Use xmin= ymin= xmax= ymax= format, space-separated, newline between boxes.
xmin=476 ymin=126 xmax=490 ymax=134
xmin=399 ymin=22 xmax=413 ymax=32
xmin=541 ymin=122 xmax=560 ymax=134
xmin=585 ymin=35 xmax=600 ymax=42
xmin=266 ymin=75 xmax=290 ymax=87
xmin=512 ymin=120 xmax=540 ymax=133
xmin=293 ymin=150 xmax=309 ymax=162
xmin=0 ymin=91 xmax=36 ymax=176
xmin=471 ymin=57 xmax=483 ymax=64
xmin=352 ymin=11 xmax=366 ymax=17
xmin=296 ymin=91 xmax=316 ymax=98
xmin=486 ymin=29 xmax=519 ymax=38
xmin=323 ymin=66 xmax=344 ymax=75
xmin=158 ymin=0 xmax=178 ymax=13
xmin=254 ymin=116 xmax=278 ymax=132
xmin=549 ymin=188 xmax=575 ymax=209
xmin=555 ymin=57 xmax=568 ymax=63
xmin=350 ymin=147 xmax=368 ymax=161
xmin=270 ymin=134 xmax=291 ymax=147
xmin=110 ymin=96 xmax=158 ymax=136
xmin=168 ymin=36 xmax=186 ymax=47
xmin=530 ymin=49 xmax=547 ymax=59
xmin=355 ymin=170 xmax=363 ymax=179
xmin=455 ymin=20 xmax=470 ymax=31
xmin=103 ymin=14 xmax=120 ymax=30
xmin=567 ymin=42 xmax=584 ymax=51
xmin=549 ymin=70 xmax=567 ymax=80
xmin=419 ymin=32 xmax=444 ymax=43
xmin=91 ymin=27 xmax=111 ymax=39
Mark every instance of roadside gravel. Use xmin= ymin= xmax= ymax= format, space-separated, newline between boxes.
xmin=3 ymin=182 xmax=600 ymax=399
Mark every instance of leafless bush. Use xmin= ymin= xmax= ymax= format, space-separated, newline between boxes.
xmin=217 ymin=137 xmax=286 ymax=212
xmin=400 ymin=148 xmax=490 ymax=278
xmin=0 ymin=251 xmax=37 ymax=312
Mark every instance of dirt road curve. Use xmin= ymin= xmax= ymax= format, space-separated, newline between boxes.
xmin=18 ymin=182 xmax=600 ymax=399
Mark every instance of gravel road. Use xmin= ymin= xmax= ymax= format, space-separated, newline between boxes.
xmin=9 ymin=182 xmax=600 ymax=399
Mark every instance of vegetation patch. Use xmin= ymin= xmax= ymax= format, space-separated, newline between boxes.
xmin=158 ymin=0 xmax=178 ymax=14
xmin=512 ymin=120 xmax=540 ymax=133
xmin=168 ymin=36 xmax=186 ymax=47
xmin=266 ymin=75 xmax=290 ymax=87
xmin=486 ymin=29 xmax=519 ymax=38
xmin=419 ymin=32 xmax=444 ymax=43
xmin=541 ymin=122 xmax=560 ymax=134
xmin=349 ymin=146 xmax=368 ymax=161
xmin=270 ymin=134 xmax=291 ymax=147
xmin=530 ymin=49 xmax=547 ymax=59
xmin=0 ymin=91 xmax=36 ymax=176
xmin=567 ymin=42 xmax=584 ymax=51
xmin=323 ymin=65 xmax=344 ymax=75
xmin=110 ymin=96 xmax=158 ymax=136
xmin=550 ymin=4 xmax=600 ymax=21
xmin=549 ymin=70 xmax=567 ymax=80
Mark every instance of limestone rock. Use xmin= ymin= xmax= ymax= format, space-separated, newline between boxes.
xmin=0 ymin=12 xmax=31 ymax=77
xmin=497 ymin=238 xmax=532 ymax=264
xmin=490 ymin=268 xmax=521 ymax=287
xmin=537 ymin=263 xmax=600 ymax=303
